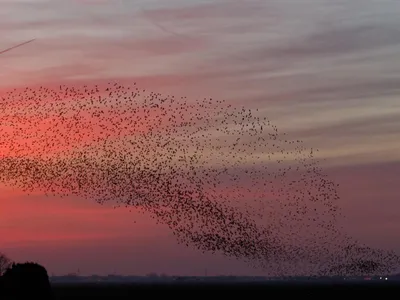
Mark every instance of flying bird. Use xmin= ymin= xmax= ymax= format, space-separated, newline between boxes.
xmin=1 ymin=82 xmax=399 ymax=277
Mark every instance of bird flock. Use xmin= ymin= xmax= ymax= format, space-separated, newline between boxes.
xmin=0 ymin=82 xmax=399 ymax=276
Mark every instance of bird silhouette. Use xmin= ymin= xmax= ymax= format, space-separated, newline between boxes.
xmin=0 ymin=83 xmax=398 ymax=277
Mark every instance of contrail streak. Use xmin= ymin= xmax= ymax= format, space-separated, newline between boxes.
xmin=0 ymin=39 xmax=36 ymax=56
xmin=139 ymin=9 xmax=190 ymax=39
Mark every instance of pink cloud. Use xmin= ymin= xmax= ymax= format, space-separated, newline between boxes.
xmin=0 ymin=187 xmax=156 ymax=248
xmin=142 ymin=1 xmax=267 ymax=22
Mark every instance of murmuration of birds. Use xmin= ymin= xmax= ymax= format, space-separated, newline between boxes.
xmin=0 ymin=83 xmax=399 ymax=276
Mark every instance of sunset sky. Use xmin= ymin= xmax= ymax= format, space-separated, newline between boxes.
xmin=0 ymin=0 xmax=400 ymax=276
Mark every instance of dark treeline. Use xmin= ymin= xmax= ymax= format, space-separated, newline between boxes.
xmin=0 ymin=253 xmax=52 ymax=299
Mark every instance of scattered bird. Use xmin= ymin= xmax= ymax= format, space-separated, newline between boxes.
xmin=0 ymin=83 xmax=398 ymax=277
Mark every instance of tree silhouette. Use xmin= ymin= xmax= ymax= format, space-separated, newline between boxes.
xmin=1 ymin=262 xmax=53 ymax=299
xmin=0 ymin=252 xmax=12 ymax=276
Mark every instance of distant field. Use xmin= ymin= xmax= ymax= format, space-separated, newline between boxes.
xmin=51 ymin=282 xmax=399 ymax=298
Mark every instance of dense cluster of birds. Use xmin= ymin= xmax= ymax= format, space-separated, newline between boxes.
xmin=0 ymin=82 xmax=399 ymax=276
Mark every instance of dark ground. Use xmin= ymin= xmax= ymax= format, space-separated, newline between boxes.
xmin=51 ymin=282 xmax=400 ymax=298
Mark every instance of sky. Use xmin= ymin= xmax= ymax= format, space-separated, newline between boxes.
xmin=0 ymin=0 xmax=400 ymax=276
